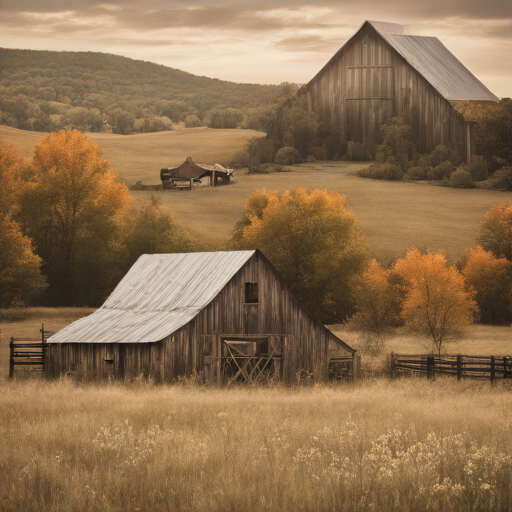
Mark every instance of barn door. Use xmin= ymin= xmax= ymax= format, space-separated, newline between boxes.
xmin=345 ymin=66 xmax=394 ymax=144
xmin=222 ymin=336 xmax=281 ymax=385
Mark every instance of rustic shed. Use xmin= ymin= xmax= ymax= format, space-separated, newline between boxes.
xmin=300 ymin=20 xmax=499 ymax=162
xmin=161 ymin=157 xmax=233 ymax=189
xmin=45 ymin=250 xmax=356 ymax=384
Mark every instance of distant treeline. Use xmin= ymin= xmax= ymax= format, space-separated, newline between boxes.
xmin=0 ymin=48 xmax=296 ymax=133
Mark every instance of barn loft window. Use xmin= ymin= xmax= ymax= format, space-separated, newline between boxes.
xmin=245 ymin=283 xmax=258 ymax=303
xmin=361 ymin=35 xmax=369 ymax=65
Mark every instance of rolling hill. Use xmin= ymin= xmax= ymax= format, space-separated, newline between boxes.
xmin=0 ymin=48 xmax=292 ymax=133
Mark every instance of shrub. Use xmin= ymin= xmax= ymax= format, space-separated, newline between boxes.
xmin=309 ymin=146 xmax=325 ymax=160
xmin=478 ymin=167 xmax=512 ymax=190
xmin=229 ymin=149 xmax=249 ymax=168
xmin=184 ymin=114 xmax=201 ymax=128
xmin=428 ymin=145 xmax=461 ymax=167
xmin=446 ymin=169 xmax=475 ymax=188
xmin=427 ymin=160 xmax=456 ymax=181
xmin=359 ymin=162 xmax=403 ymax=180
xmin=374 ymin=144 xmax=393 ymax=164
xmin=466 ymin=155 xmax=488 ymax=181
xmin=405 ymin=166 xmax=427 ymax=180
xmin=274 ymin=146 xmax=300 ymax=166
xmin=248 ymin=163 xmax=285 ymax=174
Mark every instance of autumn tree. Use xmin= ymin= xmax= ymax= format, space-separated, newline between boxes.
xmin=0 ymin=140 xmax=46 ymax=308
xmin=351 ymin=259 xmax=401 ymax=342
xmin=462 ymin=246 xmax=512 ymax=324
xmin=394 ymin=248 xmax=477 ymax=355
xmin=478 ymin=203 xmax=512 ymax=261
xmin=118 ymin=196 xmax=200 ymax=274
xmin=17 ymin=130 xmax=129 ymax=306
xmin=0 ymin=216 xmax=46 ymax=308
xmin=232 ymin=187 xmax=369 ymax=323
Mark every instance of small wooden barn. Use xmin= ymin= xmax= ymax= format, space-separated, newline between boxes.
xmin=45 ymin=250 xmax=356 ymax=384
xmin=160 ymin=157 xmax=233 ymax=189
xmin=300 ymin=20 xmax=499 ymax=162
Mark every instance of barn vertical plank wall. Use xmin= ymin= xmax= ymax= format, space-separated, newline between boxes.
xmin=300 ymin=22 xmax=497 ymax=162
xmin=45 ymin=251 xmax=354 ymax=384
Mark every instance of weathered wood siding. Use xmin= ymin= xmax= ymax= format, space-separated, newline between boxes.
xmin=45 ymin=252 xmax=351 ymax=383
xmin=302 ymin=24 xmax=468 ymax=159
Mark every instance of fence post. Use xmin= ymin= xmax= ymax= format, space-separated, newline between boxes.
xmin=427 ymin=355 xmax=435 ymax=380
xmin=490 ymin=356 xmax=495 ymax=384
xmin=390 ymin=352 xmax=396 ymax=378
xmin=457 ymin=355 xmax=462 ymax=381
xmin=9 ymin=337 xmax=14 ymax=379
xmin=352 ymin=353 xmax=360 ymax=382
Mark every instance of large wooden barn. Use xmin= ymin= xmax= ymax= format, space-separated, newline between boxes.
xmin=160 ymin=157 xmax=233 ymax=189
xmin=300 ymin=20 xmax=499 ymax=162
xmin=45 ymin=250 xmax=356 ymax=384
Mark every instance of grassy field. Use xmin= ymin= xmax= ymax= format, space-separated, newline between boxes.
xmin=1 ymin=378 xmax=511 ymax=512
xmin=0 ymin=125 xmax=264 ymax=185
xmin=2 ymin=125 xmax=511 ymax=262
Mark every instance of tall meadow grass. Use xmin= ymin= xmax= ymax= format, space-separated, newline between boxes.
xmin=1 ymin=377 xmax=511 ymax=511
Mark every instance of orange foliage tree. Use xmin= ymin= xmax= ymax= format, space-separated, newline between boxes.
xmin=351 ymin=259 xmax=401 ymax=341
xmin=462 ymin=246 xmax=512 ymax=325
xmin=0 ymin=140 xmax=46 ymax=308
xmin=478 ymin=203 xmax=512 ymax=261
xmin=18 ymin=130 xmax=129 ymax=305
xmin=232 ymin=187 xmax=369 ymax=323
xmin=394 ymin=248 xmax=477 ymax=355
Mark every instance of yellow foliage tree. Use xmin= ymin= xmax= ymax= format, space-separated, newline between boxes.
xmin=351 ymin=259 xmax=401 ymax=342
xmin=18 ymin=130 xmax=129 ymax=305
xmin=394 ymin=248 xmax=477 ymax=355
xmin=0 ymin=216 xmax=46 ymax=308
xmin=233 ymin=187 xmax=369 ymax=323
xmin=0 ymin=139 xmax=23 ymax=216
xmin=462 ymin=246 xmax=512 ymax=325
xmin=478 ymin=202 xmax=512 ymax=261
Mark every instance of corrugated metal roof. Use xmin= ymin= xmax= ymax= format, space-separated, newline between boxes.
xmin=47 ymin=251 xmax=255 ymax=344
xmin=367 ymin=21 xmax=499 ymax=102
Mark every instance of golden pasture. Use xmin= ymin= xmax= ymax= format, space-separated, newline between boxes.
xmin=2 ymin=124 xmax=510 ymax=263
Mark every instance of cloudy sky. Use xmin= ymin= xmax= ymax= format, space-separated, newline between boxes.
xmin=1 ymin=0 xmax=511 ymax=97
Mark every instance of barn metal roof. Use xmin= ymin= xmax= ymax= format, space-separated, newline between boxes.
xmin=368 ymin=21 xmax=499 ymax=102
xmin=305 ymin=21 xmax=498 ymax=103
xmin=47 ymin=251 xmax=256 ymax=344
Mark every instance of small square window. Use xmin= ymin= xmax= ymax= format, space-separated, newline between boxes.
xmin=245 ymin=283 xmax=258 ymax=303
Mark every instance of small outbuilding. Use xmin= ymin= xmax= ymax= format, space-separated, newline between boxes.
xmin=161 ymin=157 xmax=233 ymax=189
xmin=45 ymin=250 xmax=356 ymax=384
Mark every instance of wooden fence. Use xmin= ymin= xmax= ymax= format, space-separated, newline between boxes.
xmin=9 ymin=325 xmax=53 ymax=378
xmin=391 ymin=353 xmax=512 ymax=382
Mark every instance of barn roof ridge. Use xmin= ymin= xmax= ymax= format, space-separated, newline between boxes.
xmin=304 ymin=20 xmax=498 ymax=103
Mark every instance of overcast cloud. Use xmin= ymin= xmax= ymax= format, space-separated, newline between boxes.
xmin=0 ymin=0 xmax=510 ymax=96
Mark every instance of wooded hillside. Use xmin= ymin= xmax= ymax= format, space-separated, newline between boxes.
xmin=0 ymin=49 xmax=292 ymax=133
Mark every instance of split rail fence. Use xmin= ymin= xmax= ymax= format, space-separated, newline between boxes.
xmin=391 ymin=353 xmax=512 ymax=382
xmin=9 ymin=325 xmax=53 ymax=378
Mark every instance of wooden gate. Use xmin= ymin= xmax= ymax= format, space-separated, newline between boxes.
xmin=9 ymin=325 xmax=53 ymax=378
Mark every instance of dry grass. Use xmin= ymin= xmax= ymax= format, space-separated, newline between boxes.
xmin=0 ymin=125 xmax=264 ymax=185
xmin=1 ymin=378 xmax=511 ymax=512
xmin=2 ymin=125 xmax=511 ymax=262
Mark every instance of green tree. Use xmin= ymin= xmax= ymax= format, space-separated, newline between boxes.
xmin=17 ymin=130 xmax=129 ymax=305
xmin=232 ymin=187 xmax=369 ymax=323
xmin=394 ymin=248 xmax=477 ymax=355
xmin=118 ymin=196 xmax=199 ymax=273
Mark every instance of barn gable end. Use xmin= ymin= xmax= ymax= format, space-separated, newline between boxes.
xmin=45 ymin=250 xmax=355 ymax=384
